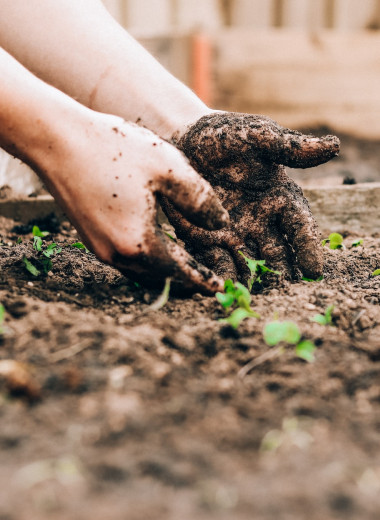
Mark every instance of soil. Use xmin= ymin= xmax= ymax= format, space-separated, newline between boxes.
xmin=0 ymin=209 xmax=379 ymax=520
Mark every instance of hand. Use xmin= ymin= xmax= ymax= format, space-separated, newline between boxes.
xmin=163 ymin=113 xmax=340 ymax=282
xmin=35 ymin=113 xmax=229 ymax=294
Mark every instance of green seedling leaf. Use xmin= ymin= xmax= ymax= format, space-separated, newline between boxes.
xmin=311 ymin=304 xmax=334 ymax=326
xmin=351 ymin=239 xmax=363 ymax=247
xmin=264 ymin=321 xmax=301 ymax=346
xmin=41 ymin=257 xmax=53 ymax=274
xmin=32 ymin=225 xmax=49 ymax=238
xmin=302 ymin=276 xmax=324 ymax=282
xmin=43 ymin=243 xmax=62 ymax=258
xmin=371 ymin=269 xmax=380 ymax=277
xmin=220 ymin=308 xmax=257 ymax=329
xmin=22 ymin=257 xmax=40 ymax=277
xmin=216 ymin=292 xmax=235 ymax=309
xmin=164 ymin=232 xmax=176 ymax=241
xmin=33 ymin=236 xmax=43 ymax=252
xmin=70 ymin=242 xmax=90 ymax=253
xmin=238 ymin=251 xmax=281 ymax=290
xmin=148 ymin=277 xmax=171 ymax=311
xmin=322 ymin=233 xmax=345 ymax=250
xmin=16 ymin=237 xmax=22 ymax=244
xmin=295 ymin=340 xmax=316 ymax=363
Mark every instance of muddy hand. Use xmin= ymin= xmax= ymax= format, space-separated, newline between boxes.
xmin=30 ymin=113 xmax=228 ymax=295
xmin=164 ymin=113 xmax=340 ymax=281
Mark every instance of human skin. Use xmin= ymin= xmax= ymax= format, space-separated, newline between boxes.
xmin=0 ymin=48 xmax=228 ymax=293
xmin=0 ymin=0 xmax=339 ymax=284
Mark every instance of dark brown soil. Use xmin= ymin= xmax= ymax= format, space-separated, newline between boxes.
xmin=0 ymin=211 xmax=379 ymax=520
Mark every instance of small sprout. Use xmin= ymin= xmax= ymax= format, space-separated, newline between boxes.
xmin=16 ymin=237 xmax=22 ymax=244
xmin=23 ymin=257 xmax=40 ymax=277
xmin=70 ymin=242 xmax=90 ymax=253
xmin=32 ymin=225 xmax=49 ymax=238
xmin=322 ymin=232 xmax=345 ymax=250
xmin=351 ymin=238 xmax=363 ymax=247
xmin=43 ymin=243 xmax=62 ymax=258
xmin=263 ymin=320 xmax=316 ymax=363
xmin=264 ymin=321 xmax=301 ymax=346
xmin=371 ymin=269 xmax=380 ymax=277
xmin=311 ymin=304 xmax=334 ymax=326
xmin=33 ymin=235 xmax=43 ymax=252
xmin=239 ymin=251 xmax=281 ymax=290
xmin=302 ymin=276 xmax=324 ymax=282
xmin=148 ymin=277 xmax=171 ymax=311
xmin=216 ymin=279 xmax=260 ymax=329
xmin=295 ymin=340 xmax=316 ymax=363
xmin=220 ymin=308 xmax=258 ymax=329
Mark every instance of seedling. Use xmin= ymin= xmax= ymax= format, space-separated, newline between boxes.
xmin=239 ymin=251 xmax=281 ymax=291
xmin=302 ymin=276 xmax=324 ymax=282
xmin=23 ymin=257 xmax=40 ymax=277
xmin=311 ymin=304 xmax=335 ymax=326
xmin=372 ymin=269 xmax=380 ymax=277
xmin=70 ymin=242 xmax=90 ymax=253
xmin=322 ymin=232 xmax=345 ymax=250
xmin=32 ymin=225 xmax=49 ymax=238
xmin=263 ymin=320 xmax=316 ymax=363
xmin=351 ymin=238 xmax=363 ymax=247
xmin=216 ymin=279 xmax=260 ymax=329
xmin=148 ymin=277 xmax=171 ymax=311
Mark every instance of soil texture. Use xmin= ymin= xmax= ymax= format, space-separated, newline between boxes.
xmin=0 ymin=212 xmax=379 ymax=520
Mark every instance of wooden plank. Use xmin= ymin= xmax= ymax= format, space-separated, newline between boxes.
xmin=0 ymin=186 xmax=378 ymax=234
xmin=174 ymin=0 xmax=223 ymax=30
xmin=124 ymin=0 xmax=172 ymax=34
xmin=304 ymin=183 xmax=380 ymax=234
xmin=231 ymin=0 xmax=273 ymax=28
xmin=213 ymin=30 xmax=380 ymax=138
xmin=282 ymin=0 xmax=326 ymax=29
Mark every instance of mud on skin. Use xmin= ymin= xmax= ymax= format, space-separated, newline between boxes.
xmin=164 ymin=112 xmax=340 ymax=282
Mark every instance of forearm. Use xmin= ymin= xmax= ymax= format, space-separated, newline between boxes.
xmin=0 ymin=0 xmax=210 ymax=139
xmin=0 ymin=46 xmax=90 ymax=176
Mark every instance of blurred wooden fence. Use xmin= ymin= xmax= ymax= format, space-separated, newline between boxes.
xmin=103 ymin=0 xmax=380 ymax=33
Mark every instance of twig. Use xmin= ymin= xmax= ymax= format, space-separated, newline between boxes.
xmin=237 ymin=346 xmax=284 ymax=379
xmin=50 ymin=341 xmax=92 ymax=362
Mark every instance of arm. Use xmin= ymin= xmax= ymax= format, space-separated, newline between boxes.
xmin=0 ymin=0 xmax=209 ymax=139
xmin=0 ymin=47 xmax=228 ymax=293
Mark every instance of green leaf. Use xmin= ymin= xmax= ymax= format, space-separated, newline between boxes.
xmin=43 ymin=243 xmax=62 ymax=258
xmin=71 ymin=242 xmax=89 ymax=253
xmin=238 ymin=251 xmax=281 ymax=290
xmin=295 ymin=340 xmax=316 ymax=363
xmin=41 ymin=257 xmax=53 ymax=274
xmin=324 ymin=304 xmax=334 ymax=324
xmin=0 ymin=304 xmax=5 ymax=324
xmin=149 ymin=277 xmax=171 ymax=311
xmin=224 ymin=279 xmax=235 ymax=293
xmin=220 ymin=308 xmax=255 ymax=329
xmin=164 ymin=232 xmax=176 ymax=241
xmin=328 ymin=233 xmax=344 ymax=250
xmin=32 ymin=225 xmax=49 ymax=238
xmin=216 ymin=292 xmax=235 ymax=309
xmin=33 ymin=236 xmax=43 ymax=252
xmin=372 ymin=269 xmax=380 ymax=277
xmin=351 ymin=239 xmax=363 ymax=247
xmin=22 ymin=257 xmax=40 ymax=277
xmin=16 ymin=237 xmax=22 ymax=244
xmin=302 ymin=276 xmax=324 ymax=282
xmin=263 ymin=321 xmax=301 ymax=346
xmin=311 ymin=314 xmax=327 ymax=325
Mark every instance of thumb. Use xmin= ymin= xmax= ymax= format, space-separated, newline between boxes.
xmin=155 ymin=152 xmax=229 ymax=230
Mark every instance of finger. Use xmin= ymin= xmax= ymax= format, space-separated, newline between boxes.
xmin=113 ymin=230 xmax=224 ymax=295
xmin=280 ymin=195 xmax=324 ymax=279
xmin=177 ymin=113 xmax=339 ymax=170
xmin=155 ymin=151 xmax=229 ymax=230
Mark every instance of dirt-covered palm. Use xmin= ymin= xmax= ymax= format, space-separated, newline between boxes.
xmin=163 ymin=113 xmax=340 ymax=282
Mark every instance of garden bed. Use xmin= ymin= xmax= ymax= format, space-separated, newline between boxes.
xmin=0 ymin=205 xmax=379 ymax=520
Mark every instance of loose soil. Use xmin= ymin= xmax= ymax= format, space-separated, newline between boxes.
xmin=0 ymin=209 xmax=379 ymax=520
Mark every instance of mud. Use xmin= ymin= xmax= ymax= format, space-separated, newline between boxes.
xmin=165 ymin=113 xmax=339 ymax=282
xmin=0 ymin=213 xmax=379 ymax=520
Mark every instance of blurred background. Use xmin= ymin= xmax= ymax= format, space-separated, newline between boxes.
xmin=2 ymin=0 xmax=380 ymax=194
